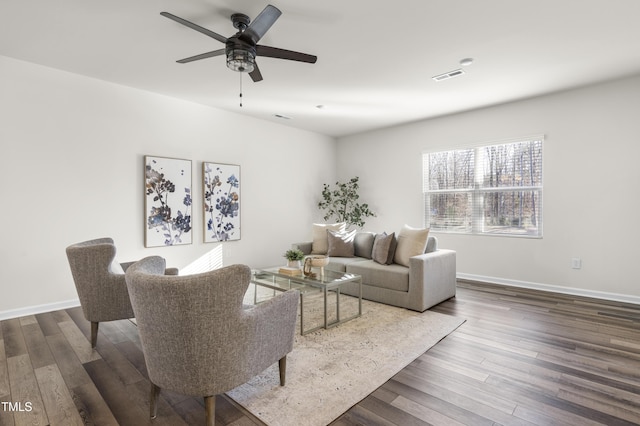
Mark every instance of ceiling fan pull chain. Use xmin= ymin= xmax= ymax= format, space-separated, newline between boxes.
xmin=239 ymin=72 xmax=243 ymax=107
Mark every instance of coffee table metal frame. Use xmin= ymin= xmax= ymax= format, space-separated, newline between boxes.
xmin=252 ymin=267 xmax=362 ymax=335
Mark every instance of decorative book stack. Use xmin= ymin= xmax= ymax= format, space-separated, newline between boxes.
xmin=278 ymin=267 xmax=302 ymax=276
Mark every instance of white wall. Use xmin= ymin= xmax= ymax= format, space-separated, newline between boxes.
xmin=337 ymin=74 xmax=640 ymax=302
xmin=0 ymin=56 xmax=335 ymax=318
xmin=3 ymin=55 xmax=638 ymax=317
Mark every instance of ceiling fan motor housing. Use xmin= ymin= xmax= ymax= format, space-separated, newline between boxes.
xmin=226 ymin=14 xmax=255 ymax=73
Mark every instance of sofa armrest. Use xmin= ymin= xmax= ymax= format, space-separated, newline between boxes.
xmin=291 ymin=242 xmax=312 ymax=255
xmin=408 ymin=249 xmax=457 ymax=312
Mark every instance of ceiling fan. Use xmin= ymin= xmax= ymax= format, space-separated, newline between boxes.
xmin=160 ymin=4 xmax=317 ymax=82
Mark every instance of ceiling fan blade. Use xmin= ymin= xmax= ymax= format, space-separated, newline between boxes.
xmin=176 ymin=49 xmax=226 ymax=64
xmin=256 ymin=45 xmax=317 ymax=64
xmin=160 ymin=12 xmax=228 ymax=44
xmin=249 ymin=62 xmax=263 ymax=82
xmin=239 ymin=5 xmax=281 ymax=44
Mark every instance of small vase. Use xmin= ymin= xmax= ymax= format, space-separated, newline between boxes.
xmin=287 ymin=260 xmax=301 ymax=269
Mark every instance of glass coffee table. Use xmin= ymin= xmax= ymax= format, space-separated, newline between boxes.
xmin=252 ymin=267 xmax=362 ymax=335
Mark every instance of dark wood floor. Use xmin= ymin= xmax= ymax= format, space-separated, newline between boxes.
xmin=1 ymin=281 xmax=640 ymax=425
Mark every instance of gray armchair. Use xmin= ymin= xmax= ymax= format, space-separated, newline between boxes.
xmin=124 ymin=256 xmax=299 ymax=426
xmin=65 ymin=237 xmax=178 ymax=348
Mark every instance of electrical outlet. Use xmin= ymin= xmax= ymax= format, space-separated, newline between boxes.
xmin=571 ymin=258 xmax=582 ymax=269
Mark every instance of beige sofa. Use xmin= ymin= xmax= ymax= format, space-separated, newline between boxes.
xmin=292 ymin=229 xmax=456 ymax=312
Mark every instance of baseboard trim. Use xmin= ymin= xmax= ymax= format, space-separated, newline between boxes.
xmin=457 ymin=273 xmax=640 ymax=306
xmin=3 ymin=276 xmax=639 ymax=320
xmin=0 ymin=299 xmax=80 ymax=321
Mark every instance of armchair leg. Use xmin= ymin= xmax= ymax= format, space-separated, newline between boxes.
xmin=204 ymin=395 xmax=215 ymax=426
xmin=278 ymin=356 xmax=287 ymax=386
xmin=150 ymin=383 xmax=161 ymax=419
xmin=90 ymin=322 xmax=99 ymax=348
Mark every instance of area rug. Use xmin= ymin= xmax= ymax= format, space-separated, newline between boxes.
xmin=227 ymin=294 xmax=465 ymax=426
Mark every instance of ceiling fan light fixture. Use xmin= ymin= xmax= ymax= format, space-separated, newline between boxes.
xmin=226 ymin=49 xmax=255 ymax=73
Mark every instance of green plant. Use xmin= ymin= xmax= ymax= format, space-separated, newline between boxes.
xmin=284 ymin=249 xmax=305 ymax=261
xmin=318 ymin=176 xmax=376 ymax=228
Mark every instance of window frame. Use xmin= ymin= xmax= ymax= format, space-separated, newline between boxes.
xmin=423 ymin=136 xmax=544 ymax=238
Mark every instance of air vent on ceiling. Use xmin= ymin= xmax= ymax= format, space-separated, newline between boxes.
xmin=432 ymin=68 xmax=465 ymax=82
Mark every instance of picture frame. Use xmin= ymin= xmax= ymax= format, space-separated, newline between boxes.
xmin=144 ymin=155 xmax=192 ymax=247
xmin=203 ymin=162 xmax=241 ymax=242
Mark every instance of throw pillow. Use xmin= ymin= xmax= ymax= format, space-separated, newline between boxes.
xmin=311 ymin=222 xmax=346 ymax=254
xmin=393 ymin=225 xmax=430 ymax=267
xmin=372 ymin=232 xmax=396 ymax=265
xmin=425 ymin=235 xmax=438 ymax=253
xmin=386 ymin=235 xmax=398 ymax=265
xmin=354 ymin=232 xmax=376 ymax=259
xmin=327 ymin=229 xmax=356 ymax=257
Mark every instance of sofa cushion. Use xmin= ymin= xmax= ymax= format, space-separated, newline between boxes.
xmin=327 ymin=256 xmax=369 ymax=272
xmin=346 ymin=260 xmax=409 ymax=292
xmin=354 ymin=232 xmax=376 ymax=259
xmin=394 ymin=225 xmax=430 ymax=267
xmin=372 ymin=232 xmax=396 ymax=265
xmin=327 ymin=229 xmax=355 ymax=257
xmin=311 ymin=222 xmax=346 ymax=254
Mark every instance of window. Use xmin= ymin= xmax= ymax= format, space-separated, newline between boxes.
xmin=423 ymin=137 xmax=543 ymax=237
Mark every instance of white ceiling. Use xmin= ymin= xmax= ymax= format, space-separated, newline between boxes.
xmin=2 ymin=0 xmax=640 ymax=137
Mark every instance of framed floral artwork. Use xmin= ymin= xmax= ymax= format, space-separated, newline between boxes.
xmin=144 ymin=155 xmax=192 ymax=247
xmin=203 ymin=162 xmax=241 ymax=242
